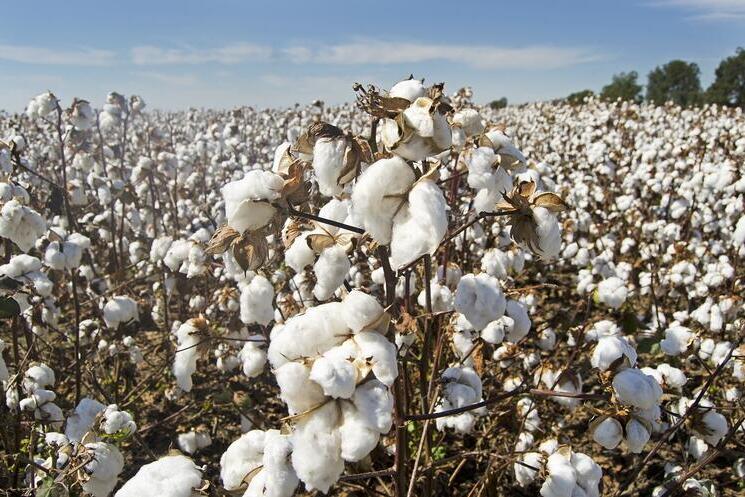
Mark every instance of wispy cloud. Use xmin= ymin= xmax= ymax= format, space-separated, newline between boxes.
xmin=0 ymin=44 xmax=116 ymax=66
xmin=284 ymin=41 xmax=603 ymax=69
xmin=651 ymin=0 xmax=745 ymax=20
xmin=133 ymin=71 xmax=200 ymax=86
xmin=131 ymin=43 xmax=272 ymax=65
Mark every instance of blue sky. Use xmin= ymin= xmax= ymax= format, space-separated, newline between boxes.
xmin=1 ymin=0 xmax=743 ymax=111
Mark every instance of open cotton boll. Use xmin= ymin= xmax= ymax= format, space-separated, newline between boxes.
xmin=596 ymin=277 xmax=628 ymax=309
xmin=338 ymin=402 xmax=381 ymax=462
xmin=541 ymin=451 xmax=577 ymax=497
xmin=83 ymin=442 xmax=124 ymax=497
xmin=352 ymin=379 xmax=394 ymax=433
xmin=239 ymin=341 xmax=267 ymax=378
xmin=65 ymin=397 xmax=105 ymax=441
xmin=504 ymin=300 xmax=531 ymax=342
xmin=245 ymin=430 xmax=299 ymax=497
xmin=389 ymin=78 xmax=426 ymax=102
xmin=625 ymin=418 xmax=651 ymax=453
xmin=389 ymin=179 xmax=448 ymax=269
xmin=173 ymin=319 xmax=206 ymax=392
xmin=454 ymin=273 xmax=506 ymax=330
xmin=591 ymin=335 xmax=637 ymax=372
xmin=312 ymin=137 xmax=349 ymax=197
xmin=612 ymin=368 xmax=663 ymax=410
xmin=275 ymin=362 xmax=327 ymax=414
xmin=452 ymin=108 xmax=484 ymax=137
xmin=177 ymin=430 xmax=212 ymax=454
xmin=0 ymin=199 xmax=47 ymax=252
xmin=656 ymin=363 xmax=687 ymax=390
xmin=465 ymin=147 xmax=500 ymax=191
xmin=291 ymin=403 xmax=344 ymax=493
xmin=341 ymin=290 xmax=384 ymax=333
xmin=221 ymin=170 xmax=283 ymax=232
xmin=312 ymin=245 xmax=350 ymax=301
xmin=515 ymin=451 xmax=544 ymax=487
xmin=353 ymin=331 xmax=398 ymax=386
xmin=103 ymin=296 xmax=138 ymax=329
xmin=267 ymin=302 xmax=348 ymax=368
xmin=240 ymin=275 xmax=274 ymax=325
xmin=285 ymin=233 xmax=316 ymax=273
xmin=221 ymin=430 xmax=266 ymax=491
xmin=660 ymin=325 xmax=693 ymax=356
xmin=101 ymin=404 xmax=136 ymax=436
xmin=435 ymin=366 xmax=485 ymax=434
xmin=115 ymin=455 xmax=202 ymax=497
xmin=593 ymin=416 xmax=623 ymax=449
xmin=23 ymin=363 xmax=55 ymax=392
xmin=350 ymin=156 xmax=415 ymax=244
xmin=532 ymin=207 xmax=562 ymax=261
xmin=484 ymin=128 xmax=526 ymax=166
xmin=309 ymin=355 xmax=357 ymax=399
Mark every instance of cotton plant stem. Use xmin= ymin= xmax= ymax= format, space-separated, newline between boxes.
xmin=286 ymin=204 xmax=365 ymax=235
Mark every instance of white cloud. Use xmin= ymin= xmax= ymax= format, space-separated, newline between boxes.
xmin=0 ymin=44 xmax=116 ymax=66
xmin=284 ymin=41 xmax=603 ymax=69
xmin=131 ymin=43 xmax=272 ymax=65
xmin=133 ymin=72 xmax=199 ymax=86
xmin=651 ymin=0 xmax=745 ymax=20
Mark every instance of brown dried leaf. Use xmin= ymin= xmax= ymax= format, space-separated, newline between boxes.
xmin=379 ymin=96 xmax=411 ymax=112
xmin=231 ymin=232 xmax=268 ymax=272
xmin=205 ymin=225 xmax=240 ymax=255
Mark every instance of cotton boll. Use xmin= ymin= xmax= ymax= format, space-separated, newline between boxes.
xmin=656 ymin=363 xmax=687 ymax=390
xmin=612 ymin=368 xmax=663 ymax=410
xmin=285 ymin=233 xmax=316 ymax=273
xmin=240 ymin=275 xmax=274 ymax=325
xmin=65 ymin=397 xmax=105 ymax=442
xmin=338 ymin=402 xmax=381 ymax=462
xmin=351 ymin=156 xmax=415 ymax=244
xmin=505 ymin=300 xmax=531 ymax=342
xmin=101 ymin=404 xmax=136 ymax=436
xmin=515 ymin=452 xmax=544 ymax=487
xmin=115 ymin=455 xmax=203 ymax=497
xmin=541 ymin=451 xmax=577 ymax=497
xmin=389 ymin=180 xmax=448 ymax=269
xmin=309 ymin=355 xmax=357 ymax=399
xmin=353 ymin=331 xmax=398 ymax=386
xmin=660 ymin=325 xmax=692 ymax=356
xmin=532 ymin=207 xmax=562 ymax=261
xmin=23 ymin=363 xmax=55 ymax=391
xmin=452 ymin=108 xmax=484 ymax=137
xmin=0 ymin=200 xmax=47 ymax=252
xmin=696 ymin=410 xmax=728 ymax=446
xmin=481 ymin=320 xmax=506 ymax=345
xmin=591 ymin=336 xmax=637 ymax=372
xmin=389 ymin=78 xmax=426 ymax=102
xmin=592 ymin=416 xmax=623 ymax=449
xmin=312 ymin=137 xmax=349 ymax=197
xmin=220 ymin=430 xmax=266 ymax=491
xmin=341 ymin=290 xmax=384 ymax=333
xmin=596 ymin=277 xmax=627 ymax=309
xmin=274 ymin=362 xmax=327 ymax=414
xmin=454 ymin=273 xmax=506 ymax=330
xmin=83 ymin=442 xmax=124 ymax=497
xmin=245 ymin=430 xmax=299 ymax=497
xmin=312 ymin=245 xmax=350 ymax=301
xmin=221 ymin=171 xmax=283 ymax=232
xmin=352 ymin=379 xmax=394 ymax=433
xmin=291 ymin=403 xmax=344 ymax=493
xmin=173 ymin=319 xmax=206 ymax=392
xmin=102 ymin=296 xmax=138 ymax=329
xmin=625 ymin=418 xmax=651 ymax=453
xmin=178 ymin=429 xmax=212 ymax=454
xmin=239 ymin=341 xmax=267 ymax=378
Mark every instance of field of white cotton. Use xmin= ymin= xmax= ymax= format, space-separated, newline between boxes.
xmin=0 ymin=78 xmax=743 ymax=497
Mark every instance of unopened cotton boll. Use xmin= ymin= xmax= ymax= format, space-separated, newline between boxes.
xmin=115 ymin=455 xmax=203 ymax=497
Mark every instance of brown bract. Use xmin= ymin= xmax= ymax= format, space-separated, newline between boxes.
xmin=205 ymin=225 xmax=270 ymax=272
xmin=495 ymin=180 xmax=568 ymax=253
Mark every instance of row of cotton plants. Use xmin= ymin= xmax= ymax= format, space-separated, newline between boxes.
xmin=0 ymin=77 xmax=742 ymax=497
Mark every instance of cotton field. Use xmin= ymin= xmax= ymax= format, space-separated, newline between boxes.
xmin=0 ymin=78 xmax=743 ymax=497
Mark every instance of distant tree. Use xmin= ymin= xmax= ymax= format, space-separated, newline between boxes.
xmin=706 ymin=47 xmax=745 ymax=108
xmin=566 ymin=89 xmax=595 ymax=105
xmin=646 ymin=60 xmax=702 ymax=106
xmin=488 ymin=97 xmax=508 ymax=110
xmin=600 ymin=71 xmax=643 ymax=103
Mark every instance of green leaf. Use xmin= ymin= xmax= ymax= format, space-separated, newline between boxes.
xmin=0 ymin=296 xmax=20 ymax=319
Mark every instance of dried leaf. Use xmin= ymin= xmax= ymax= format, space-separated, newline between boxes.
xmin=231 ymin=232 xmax=268 ymax=272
